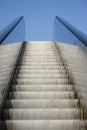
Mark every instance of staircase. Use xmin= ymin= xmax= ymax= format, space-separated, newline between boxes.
xmin=0 ymin=42 xmax=86 ymax=130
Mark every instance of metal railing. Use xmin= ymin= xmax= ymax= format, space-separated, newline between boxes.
xmin=53 ymin=16 xmax=87 ymax=48
xmin=0 ymin=16 xmax=25 ymax=45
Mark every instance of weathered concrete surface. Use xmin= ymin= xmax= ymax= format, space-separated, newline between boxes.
xmin=0 ymin=41 xmax=87 ymax=130
xmin=58 ymin=42 xmax=87 ymax=118
xmin=0 ymin=42 xmax=23 ymax=105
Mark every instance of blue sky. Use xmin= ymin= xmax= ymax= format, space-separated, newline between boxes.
xmin=0 ymin=0 xmax=87 ymax=40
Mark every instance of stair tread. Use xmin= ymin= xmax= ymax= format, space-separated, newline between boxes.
xmin=19 ymin=69 xmax=66 ymax=72
xmin=6 ymin=99 xmax=79 ymax=108
xmin=1 ymin=120 xmax=85 ymax=130
xmin=16 ymin=75 xmax=68 ymax=79
xmin=3 ymin=108 xmax=82 ymax=120
xmin=8 ymin=91 xmax=75 ymax=99
xmin=11 ymin=84 xmax=73 ymax=91
xmin=14 ymin=79 xmax=69 ymax=85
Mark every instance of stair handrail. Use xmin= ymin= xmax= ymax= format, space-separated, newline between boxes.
xmin=55 ymin=16 xmax=87 ymax=47
xmin=0 ymin=16 xmax=25 ymax=45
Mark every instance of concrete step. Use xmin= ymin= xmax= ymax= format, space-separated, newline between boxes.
xmin=21 ymin=60 xmax=61 ymax=63
xmin=17 ymin=68 xmax=65 ymax=71
xmin=25 ymin=49 xmax=58 ymax=51
xmin=24 ymin=52 xmax=58 ymax=55
xmin=17 ymin=66 xmax=65 ymax=70
xmin=8 ymin=92 xmax=75 ymax=99
xmin=1 ymin=120 xmax=85 ymax=130
xmin=23 ymin=54 xmax=60 ymax=56
xmin=11 ymin=85 xmax=73 ymax=91
xmin=19 ymin=63 xmax=64 ymax=67
xmin=6 ymin=99 xmax=79 ymax=108
xmin=22 ymin=57 xmax=61 ymax=59
xmin=16 ymin=74 xmax=68 ymax=79
xmin=18 ymin=70 xmax=67 ymax=74
xmin=13 ymin=79 xmax=69 ymax=85
xmin=21 ymin=62 xmax=64 ymax=66
xmin=22 ymin=56 xmax=60 ymax=58
xmin=3 ymin=108 xmax=82 ymax=120
xmin=22 ymin=59 xmax=61 ymax=62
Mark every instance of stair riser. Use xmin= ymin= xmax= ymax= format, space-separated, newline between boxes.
xmin=6 ymin=99 xmax=79 ymax=108
xmin=18 ymin=70 xmax=67 ymax=74
xmin=3 ymin=109 xmax=82 ymax=120
xmin=11 ymin=85 xmax=73 ymax=91
xmin=21 ymin=63 xmax=64 ymax=65
xmin=22 ymin=56 xmax=61 ymax=59
xmin=22 ymin=59 xmax=61 ymax=62
xmin=17 ymin=66 xmax=65 ymax=70
xmin=14 ymin=75 xmax=68 ymax=79
xmin=8 ymin=92 xmax=75 ymax=99
xmin=12 ymin=80 xmax=69 ymax=85
xmin=1 ymin=120 xmax=85 ymax=130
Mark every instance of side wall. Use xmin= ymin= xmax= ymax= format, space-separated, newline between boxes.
xmin=0 ymin=42 xmax=23 ymax=117
xmin=56 ymin=42 xmax=87 ymax=118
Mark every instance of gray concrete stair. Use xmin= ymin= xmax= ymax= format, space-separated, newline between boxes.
xmin=3 ymin=108 xmax=83 ymax=120
xmin=1 ymin=120 xmax=85 ymax=130
xmin=0 ymin=41 xmax=86 ymax=130
xmin=8 ymin=91 xmax=75 ymax=99
xmin=11 ymin=85 xmax=73 ymax=91
xmin=5 ymin=99 xmax=80 ymax=108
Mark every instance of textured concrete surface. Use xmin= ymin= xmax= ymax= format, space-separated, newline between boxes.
xmin=58 ymin=42 xmax=87 ymax=118
xmin=0 ymin=41 xmax=87 ymax=130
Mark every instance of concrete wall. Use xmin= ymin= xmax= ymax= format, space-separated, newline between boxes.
xmin=57 ymin=42 xmax=87 ymax=118
xmin=0 ymin=42 xmax=23 ymax=108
